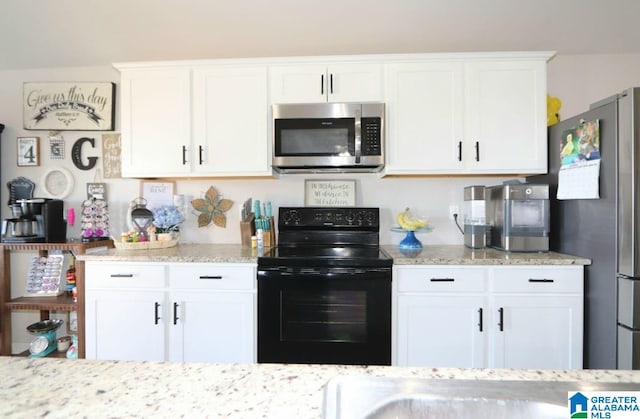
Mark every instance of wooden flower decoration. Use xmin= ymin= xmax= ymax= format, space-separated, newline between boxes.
xmin=190 ymin=186 xmax=233 ymax=228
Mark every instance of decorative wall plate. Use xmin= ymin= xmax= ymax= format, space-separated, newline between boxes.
xmin=41 ymin=167 xmax=74 ymax=199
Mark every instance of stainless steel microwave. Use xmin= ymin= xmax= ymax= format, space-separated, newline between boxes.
xmin=272 ymin=102 xmax=385 ymax=173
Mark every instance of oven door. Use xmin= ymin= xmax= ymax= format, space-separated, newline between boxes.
xmin=257 ymin=265 xmax=391 ymax=365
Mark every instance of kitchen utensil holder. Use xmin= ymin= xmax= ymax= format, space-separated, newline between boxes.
xmin=240 ymin=214 xmax=275 ymax=247
xmin=240 ymin=213 xmax=256 ymax=247
xmin=263 ymin=217 xmax=275 ymax=248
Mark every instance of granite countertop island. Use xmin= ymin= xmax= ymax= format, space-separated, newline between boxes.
xmin=77 ymin=243 xmax=591 ymax=265
xmin=1 ymin=357 xmax=638 ymax=418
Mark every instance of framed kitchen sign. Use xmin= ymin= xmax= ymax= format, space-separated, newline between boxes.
xmin=140 ymin=180 xmax=175 ymax=209
xmin=17 ymin=137 xmax=40 ymax=166
xmin=305 ymin=179 xmax=356 ymax=207
xmin=23 ymin=82 xmax=116 ymax=131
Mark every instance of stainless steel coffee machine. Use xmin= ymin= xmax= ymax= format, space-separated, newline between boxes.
xmin=2 ymin=198 xmax=66 ymax=243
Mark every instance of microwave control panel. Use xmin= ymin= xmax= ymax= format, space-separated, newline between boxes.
xmin=361 ymin=117 xmax=382 ymax=156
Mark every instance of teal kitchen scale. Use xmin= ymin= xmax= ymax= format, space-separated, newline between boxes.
xmin=27 ymin=319 xmax=63 ymax=357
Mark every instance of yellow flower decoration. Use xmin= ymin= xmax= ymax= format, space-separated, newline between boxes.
xmin=547 ymin=94 xmax=562 ymax=126
xmin=190 ymin=186 xmax=233 ymax=228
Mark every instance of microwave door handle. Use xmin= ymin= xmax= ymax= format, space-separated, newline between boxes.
xmin=354 ymin=108 xmax=362 ymax=164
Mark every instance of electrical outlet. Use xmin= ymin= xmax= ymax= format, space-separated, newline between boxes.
xmin=448 ymin=204 xmax=459 ymax=221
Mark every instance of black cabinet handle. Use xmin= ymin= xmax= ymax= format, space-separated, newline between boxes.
xmin=475 ymin=141 xmax=480 ymax=161
xmin=430 ymin=277 xmax=455 ymax=282
xmin=478 ymin=308 xmax=483 ymax=332
xmin=330 ymin=74 xmax=334 ymax=94
xmin=321 ymin=74 xmax=324 ymax=95
xmin=498 ymin=307 xmax=504 ymax=331
xmin=154 ymin=302 xmax=161 ymax=325
xmin=173 ymin=302 xmax=180 ymax=325
xmin=199 ymin=275 xmax=223 ymax=280
xmin=457 ymin=141 xmax=462 ymax=161
xmin=182 ymin=145 xmax=187 ymax=165
xmin=528 ymin=278 xmax=554 ymax=283
xmin=199 ymin=145 xmax=204 ymax=165
xmin=110 ymin=274 xmax=133 ymax=278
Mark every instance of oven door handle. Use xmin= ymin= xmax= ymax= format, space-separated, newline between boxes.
xmin=258 ymin=266 xmax=390 ymax=279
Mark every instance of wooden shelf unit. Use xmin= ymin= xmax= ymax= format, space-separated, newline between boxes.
xmin=0 ymin=240 xmax=114 ymax=358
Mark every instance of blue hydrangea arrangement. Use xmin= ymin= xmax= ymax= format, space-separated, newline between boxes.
xmin=152 ymin=205 xmax=185 ymax=233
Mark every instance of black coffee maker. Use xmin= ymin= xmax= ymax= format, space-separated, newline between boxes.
xmin=1 ymin=198 xmax=66 ymax=243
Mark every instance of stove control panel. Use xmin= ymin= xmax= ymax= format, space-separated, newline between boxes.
xmin=279 ymin=207 xmax=379 ymax=228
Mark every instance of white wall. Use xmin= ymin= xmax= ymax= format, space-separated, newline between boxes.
xmin=547 ymin=54 xmax=640 ymax=119
xmin=3 ymin=52 xmax=640 ymax=350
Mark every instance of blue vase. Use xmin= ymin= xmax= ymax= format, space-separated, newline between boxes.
xmin=399 ymin=230 xmax=422 ymax=249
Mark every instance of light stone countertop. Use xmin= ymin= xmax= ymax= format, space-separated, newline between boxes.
xmin=383 ymin=245 xmax=591 ymax=265
xmin=77 ymin=243 xmax=591 ymax=265
xmin=1 ymin=357 xmax=638 ymax=419
xmin=76 ymin=243 xmax=260 ymax=263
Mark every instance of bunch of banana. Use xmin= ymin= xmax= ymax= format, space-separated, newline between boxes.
xmin=397 ymin=207 xmax=429 ymax=230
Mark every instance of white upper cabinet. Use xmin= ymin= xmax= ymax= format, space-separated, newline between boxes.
xmin=385 ymin=61 xmax=465 ymax=174
xmin=116 ymin=63 xmax=271 ymax=178
xmin=463 ymin=60 xmax=547 ymax=174
xmin=384 ymin=54 xmax=550 ymax=175
xmin=119 ymin=67 xmax=192 ymax=177
xmin=269 ymin=63 xmax=383 ymax=103
xmin=192 ymin=66 xmax=270 ymax=176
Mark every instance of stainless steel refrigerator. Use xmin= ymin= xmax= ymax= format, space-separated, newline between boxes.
xmin=529 ymin=87 xmax=640 ymax=369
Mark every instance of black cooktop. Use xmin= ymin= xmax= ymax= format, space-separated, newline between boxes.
xmin=258 ymin=245 xmax=392 ymax=268
xmin=258 ymin=207 xmax=392 ymax=268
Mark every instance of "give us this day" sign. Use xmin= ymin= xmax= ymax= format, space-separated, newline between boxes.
xmin=23 ymin=82 xmax=115 ymax=131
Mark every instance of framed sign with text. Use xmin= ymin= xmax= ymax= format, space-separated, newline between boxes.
xmin=23 ymin=82 xmax=116 ymax=131
xmin=140 ymin=180 xmax=176 ymax=209
xmin=304 ymin=179 xmax=356 ymax=207
xmin=17 ymin=137 xmax=40 ymax=166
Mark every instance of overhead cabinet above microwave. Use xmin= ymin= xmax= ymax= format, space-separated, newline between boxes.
xmin=269 ymin=63 xmax=383 ymax=104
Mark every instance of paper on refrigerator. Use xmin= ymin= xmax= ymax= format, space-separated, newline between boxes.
xmin=557 ymin=120 xmax=601 ymax=200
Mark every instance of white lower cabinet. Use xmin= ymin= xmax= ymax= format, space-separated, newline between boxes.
xmin=394 ymin=265 xmax=583 ymax=369
xmin=489 ymin=266 xmax=583 ymax=369
xmin=85 ymin=262 xmax=256 ymax=363
xmin=168 ymin=264 xmax=256 ymax=363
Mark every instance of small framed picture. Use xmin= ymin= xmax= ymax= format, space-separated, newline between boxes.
xmin=305 ymin=179 xmax=356 ymax=207
xmin=17 ymin=137 xmax=40 ymax=166
xmin=140 ymin=180 xmax=175 ymax=209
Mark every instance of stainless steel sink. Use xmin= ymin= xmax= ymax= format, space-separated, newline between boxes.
xmin=322 ymin=375 xmax=638 ymax=419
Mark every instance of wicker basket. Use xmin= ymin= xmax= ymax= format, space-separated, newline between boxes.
xmin=113 ymin=239 xmax=178 ymax=250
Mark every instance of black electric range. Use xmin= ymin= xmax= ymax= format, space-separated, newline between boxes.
xmin=257 ymin=207 xmax=393 ymax=366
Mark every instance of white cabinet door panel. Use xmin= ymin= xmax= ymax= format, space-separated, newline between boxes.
xmin=193 ymin=66 xmax=270 ymax=175
xmin=490 ymin=295 xmax=583 ymax=369
xmin=169 ymin=290 xmax=255 ymax=363
xmin=327 ymin=63 xmax=383 ymax=103
xmin=85 ymin=289 xmax=166 ymax=361
xmin=120 ymin=68 xmax=192 ymax=177
xmin=464 ymin=60 xmax=547 ymax=173
xmin=269 ymin=65 xmax=327 ymax=103
xmin=385 ymin=62 xmax=464 ymax=174
xmin=396 ymin=294 xmax=485 ymax=368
